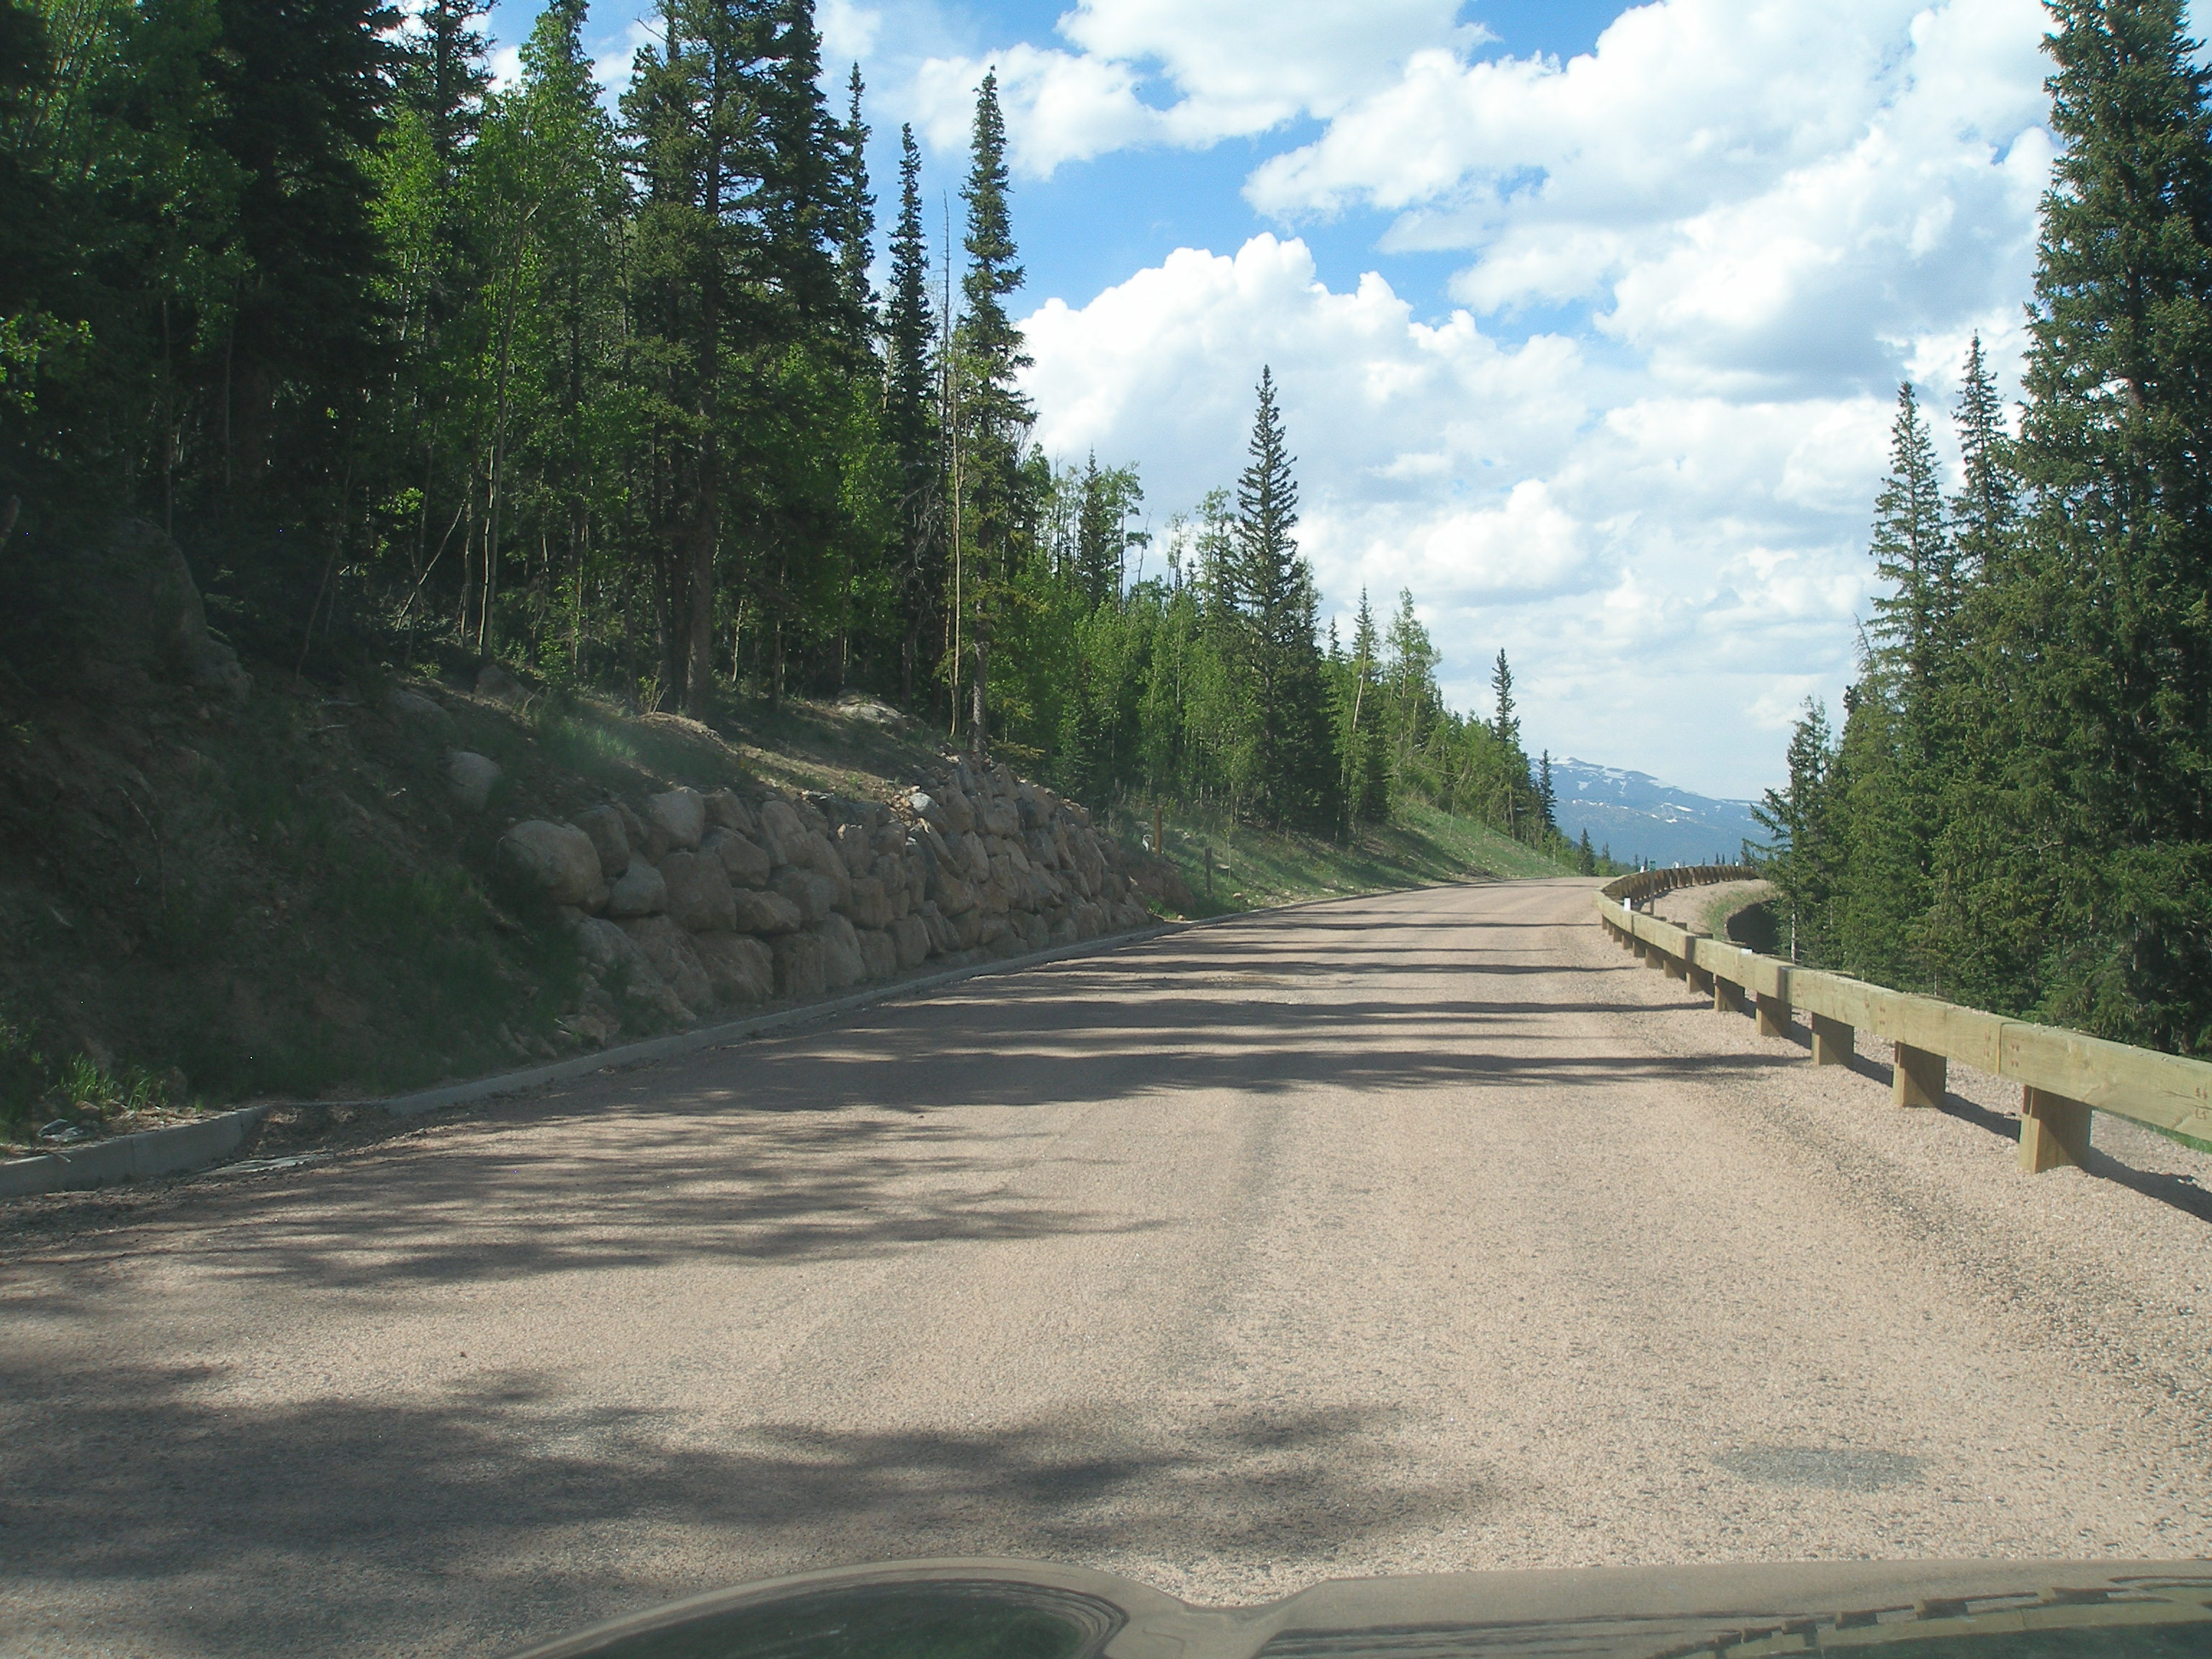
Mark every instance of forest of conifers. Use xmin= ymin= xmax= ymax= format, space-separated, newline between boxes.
xmin=0 ymin=0 xmax=1571 ymax=858
xmin=1755 ymin=0 xmax=2212 ymax=1058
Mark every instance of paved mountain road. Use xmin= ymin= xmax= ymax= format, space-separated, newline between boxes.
xmin=7 ymin=878 xmax=2212 ymax=1658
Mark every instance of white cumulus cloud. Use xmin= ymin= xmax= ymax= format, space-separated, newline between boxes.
xmin=1002 ymin=0 xmax=2064 ymax=795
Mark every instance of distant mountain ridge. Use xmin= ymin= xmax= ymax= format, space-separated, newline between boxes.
xmin=1547 ymin=757 xmax=1764 ymax=870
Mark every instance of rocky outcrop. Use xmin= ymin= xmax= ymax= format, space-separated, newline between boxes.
xmin=494 ymin=754 xmax=1164 ymax=1047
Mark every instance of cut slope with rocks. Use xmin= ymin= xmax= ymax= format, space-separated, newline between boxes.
xmin=0 ymin=523 xmax=1183 ymax=1157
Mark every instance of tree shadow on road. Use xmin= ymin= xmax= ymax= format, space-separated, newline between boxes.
xmin=0 ymin=1353 xmax=1498 ymax=1659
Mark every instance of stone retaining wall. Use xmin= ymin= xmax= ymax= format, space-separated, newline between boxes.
xmin=498 ymin=755 xmax=1183 ymax=1046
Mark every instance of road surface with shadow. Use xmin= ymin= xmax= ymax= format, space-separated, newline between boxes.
xmin=6 ymin=876 xmax=2211 ymax=1658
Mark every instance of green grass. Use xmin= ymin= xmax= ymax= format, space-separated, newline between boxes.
xmin=1112 ymin=798 xmax=1575 ymax=917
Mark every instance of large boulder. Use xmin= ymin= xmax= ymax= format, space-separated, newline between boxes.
xmin=835 ymin=822 xmax=875 ymax=878
xmin=498 ymin=820 xmax=607 ymax=908
xmin=854 ymin=927 xmax=898 ymax=981
xmin=936 ymin=787 xmax=977 ymax=836
xmin=772 ymin=865 xmax=838 ymax=925
xmin=979 ymin=796 xmax=1021 ymax=837
xmin=814 ymin=916 xmax=867 ymax=990
xmin=662 ymin=849 xmax=737 ymax=932
xmin=617 ymin=799 xmax=667 ymax=861
xmin=620 ymin=916 xmax=711 ymax=1012
xmin=573 ymin=804 xmax=631 ymax=876
xmin=603 ymin=859 xmax=668 ymax=919
xmin=773 ymin=930 xmax=827 ymax=999
xmin=647 ymin=788 xmax=706 ymax=851
xmin=476 ymin=662 xmax=530 ymax=706
xmin=956 ymin=831 xmax=992 ymax=884
xmin=703 ymin=789 xmax=758 ymax=837
xmin=703 ymin=826 xmax=772 ymax=889
xmin=919 ymin=904 xmax=960 ymax=955
xmin=838 ymin=875 xmax=893 ymax=930
xmin=927 ymin=862 xmax=977 ymax=916
xmin=446 ymin=750 xmax=501 ymax=814
xmin=756 ymin=798 xmax=808 ymax=866
xmin=890 ymin=914 xmax=932 ymax=970
xmin=574 ymin=917 xmax=690 ymax=1023
xmin=693 ymin=932 xmax=774 ymax=1004
xmin=76 ymin=518 xmax=253 ymax=702
xmin=731 ymin=886 xmax=804 ymax=935
xmin=385 ymin=686 xmax=454 ymax=736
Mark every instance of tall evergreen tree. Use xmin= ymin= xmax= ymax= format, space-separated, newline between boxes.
xmin=953 ymin=68 xmax=1032 ymax=753
xmin=831 ymin=62 xmax=873 ymax=333
xmin=1491 ymin=650 xmax=1519 ymax=751
xmin=1228 ymin=367 xmax=1336 ymax=830
xmin=1341 ymin=589 xmax=1390 ymax=824
xmin=1948 ymin=333 xmax=2018 ymax=585
xmin=1866 ymin=382 xmax=1953 ymax=697
xmin=1962 ymin=0 xmax=2212 ymax=1048
xmin=1753 ymin=700 xmax=1840 ymax=965
xmin=884 ymin=122 xmax=936 ymax=705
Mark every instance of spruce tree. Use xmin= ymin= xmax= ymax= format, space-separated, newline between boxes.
xmin=1990 ymin=0 xmax=2212 ymax=1048
xmin=1866 ymin=382 xmax=1953 ymax=697
xmin=1753 ymin=700 xmax=1840 ymax=964
xmin=1223 ymin=371 xmax=1336 ymax=831
xmin=1343 ymin=590 xmax=1390 ymax=824
xmin=1490 ymin=651 xmax=1519 ymax=751
xmin=832 ymin=63 xmax=874 ymax=333
xmin=884 ymin=122 xmax=937 ymax=705
xmin=1948 ymin=333 xmax=2018 ymax=584
xmin=953 ymin=68 xmax=1033 ymax=753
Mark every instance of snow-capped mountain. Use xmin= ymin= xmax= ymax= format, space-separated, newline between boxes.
xmin=1547 ymin=757 xmax=1765 ymax=870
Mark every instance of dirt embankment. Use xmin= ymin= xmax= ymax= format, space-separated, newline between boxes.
xmin=1648 ymin=877 xmax=1776 ymax=941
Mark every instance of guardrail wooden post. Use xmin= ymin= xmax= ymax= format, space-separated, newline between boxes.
xmin=2019 ymin=1086 xmax=2091 ymax=1173
xmin=1754 ymin=992 xmax=1791 ymax=1039
xmin=1809 ymin=1013 xmax=1853 ymax=1066
xmin=1662 ymin=950 xmax=1687 ymax=981
xmin=1714 ymin=977 xmax=1744 ymax=1014
xmin=1893 ymin=1043 xmax=1945 ymax=1109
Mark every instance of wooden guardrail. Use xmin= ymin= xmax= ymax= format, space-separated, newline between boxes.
xmin=1596 ymin=871 xmax=2212 ymax=1174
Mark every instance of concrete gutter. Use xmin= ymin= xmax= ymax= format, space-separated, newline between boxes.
xmin=0 ymin=922 xmax=1177 ymax=1203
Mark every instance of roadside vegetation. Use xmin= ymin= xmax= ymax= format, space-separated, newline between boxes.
xmin=0 ymin=0 xmax=1612 ymax=1154
xmin=1754 ymin=1 xmax=2212 ymax=1061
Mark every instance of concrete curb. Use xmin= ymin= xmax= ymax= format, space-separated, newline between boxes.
xmin=0 ymin=922 xmax=1177 ymax=1203
xmin=0 ymin=1106 xmax=271 ymax=1202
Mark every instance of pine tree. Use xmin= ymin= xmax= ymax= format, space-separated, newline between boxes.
xmin=832 ymin=63 xmax=874 ymax=333
xmin=1753 ymin=700 xmax=1840 ymax=964
xmin=1949 ymin=333 xmax=2017 ymax=584
xmin=1491 ymin=651 xmax=1519 ymax=750
xmin=1342 ymin=590 xmax=1390 ymax=824
xmin=953 ymin=68 xmax=1033 ymax=753
xmin=1230 ymin=366 xmax=1333 ymax=828
xmin=1074 ymin=453 xmax=1117 ymax=606
xmin=884 ymin=122 xmax=936 ymax=706
xmin=1975 ymin=0 xmax=2212 ymax=1048
xmin=397 ymin=0 xmax=490 ymax=167
xmin=1866 ymin=382 xmax=1954 ymax=698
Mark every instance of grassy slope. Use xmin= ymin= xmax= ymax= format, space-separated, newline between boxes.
xmin=0 ymin=669 xmax=1570 ymax=1151
xmin=1109 ymin=799 xmax=1573 ymax=918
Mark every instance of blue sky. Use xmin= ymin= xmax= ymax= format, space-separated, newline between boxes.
xmin=483 ymin=0 xmax=2098 ymax=800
